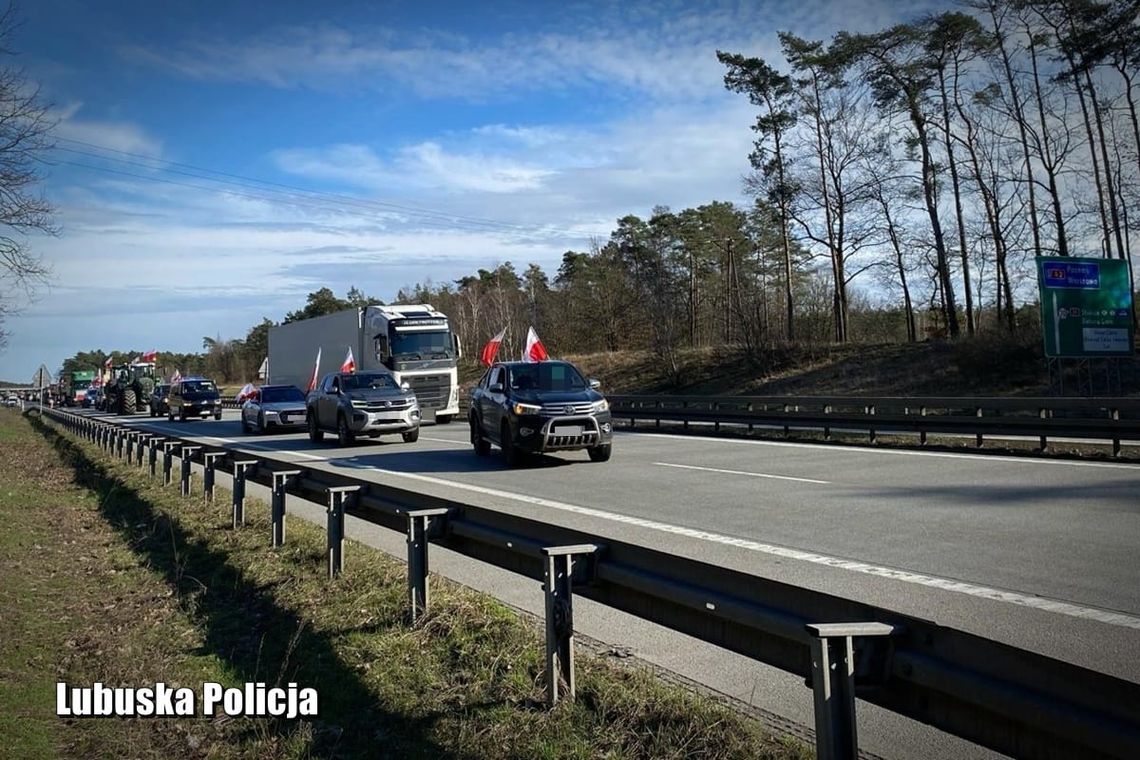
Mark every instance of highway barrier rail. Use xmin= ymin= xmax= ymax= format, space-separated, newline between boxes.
xmin=29 ymin=405 xmax=1140 ymax=759
xmin=609 ymin=394 xmax=1140 ymax=455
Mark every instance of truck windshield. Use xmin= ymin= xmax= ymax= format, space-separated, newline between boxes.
xmin=507 ymin=363 xmax=587 ymax=392
xmin=390 ymin=329 xmax=453 ymax=360
xmin=342 ymin=373 xmax=396 ymax=391
xmin=182 ymin=381 xmax=216 ymax=393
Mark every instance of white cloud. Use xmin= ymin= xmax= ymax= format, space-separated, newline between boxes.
xmin=53 ymin=103 xmax=164 ymax=156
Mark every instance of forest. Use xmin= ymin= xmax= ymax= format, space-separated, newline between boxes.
xmin=60 ymin=0 xmax=1140 ymax=384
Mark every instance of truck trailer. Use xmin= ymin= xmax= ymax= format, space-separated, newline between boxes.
xmin=268 ymin=305 xmax=461 ymax=423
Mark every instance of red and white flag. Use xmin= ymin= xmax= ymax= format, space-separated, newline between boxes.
xmin=306 ymin=347 xmax=322 ymax=392
xmin=340 ymin=346 xmax=356 ymax=373
xmin=522 ymin=326 xmax=548 ymax=363
xmin=170 ymin=368 xmax=182 ymax=383
xmin=141 ymin=350 xmax=158 ymax=362
xmin=480 ymin=327 xmax=506 ymax=367
xmin=103 ymin=356 xmax=113 ymax=369
xmin=236 ymin=382 xmax=257 ymax=403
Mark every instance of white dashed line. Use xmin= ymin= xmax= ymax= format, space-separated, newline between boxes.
xmin=653 ymin=461 xmax=830 ymax=484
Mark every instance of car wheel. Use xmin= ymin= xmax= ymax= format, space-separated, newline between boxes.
xmin=336 ymin=414 xmax=355 ymax=447
xmin=258 ymin=412 xmax=266 ymax=433
xmin=307 ymin=411 xmax=324 ymax=443
xmin=179 ymin=409 xmax=187 ymax=422
xmin=470 ymin=415 xmax=491 ymax=456
xmin=587 ymin=444 xmax=612 ymax=463
xmin=214 ymin=412 xmax=222 ymax=421
xmin=402 ymin=427 xmax=420 ymax=444
xmin=500 ymin=421 xmax=522 ymax=467
xmin=436 ymin=414 xmax=452 ymax=425
xmin=241 ymin=414 xmax=251 ymax=434
xmin=168 ymin=408 xmax=174 ymax=422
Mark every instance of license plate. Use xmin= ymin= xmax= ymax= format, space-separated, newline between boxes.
xmin=555 ymin=425 xmax=583 ymax=436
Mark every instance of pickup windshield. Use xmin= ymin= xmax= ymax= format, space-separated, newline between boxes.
xmin=341 ymin=373 xmax=397 ymax=391
xmin=507 ymin=363 xmax=587 ymax=392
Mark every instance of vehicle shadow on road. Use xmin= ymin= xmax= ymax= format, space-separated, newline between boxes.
xmin=327 ymin=446 xmax=578 ymax=474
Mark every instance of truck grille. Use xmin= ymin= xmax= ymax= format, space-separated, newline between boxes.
xmin=406 ymin=374 xmax=450 ymax=410
xmin=361 ymin=398 xmax=412 ymax=412
xmin=541 ymin=402 xmax=595 ymax=415
xmin=546 ymin=430 xmax=600 ymax=449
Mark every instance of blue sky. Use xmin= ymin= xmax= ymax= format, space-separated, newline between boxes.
xmin=0 ymin=0 xmax=935 ymax=381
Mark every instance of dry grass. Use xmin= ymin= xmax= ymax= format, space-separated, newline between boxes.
xmin=2 ymin=408 xmax=809 ymax=760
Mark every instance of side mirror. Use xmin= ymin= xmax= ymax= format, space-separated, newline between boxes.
xmin=589 ymin=378 xmax=601 ymax=390
xmin=488 ymin=383 xmax=503 ymax=394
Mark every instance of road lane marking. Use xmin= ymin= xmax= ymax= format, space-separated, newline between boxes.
xmin=623 ymin=431 xmax=1140 ymax=470
xmin=337 ymin=466 xmax=1140 ymax=630
xmin=653 ymin=461 xmax=830 ymax=484
xmin=123 ymin=420 xmax=1140 ymax=629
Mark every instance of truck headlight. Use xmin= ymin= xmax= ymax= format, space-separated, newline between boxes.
xmin=513 ymin=402 xmax=541 ymax=416
xmin=593 ymin=399 xmax=609 ymax=412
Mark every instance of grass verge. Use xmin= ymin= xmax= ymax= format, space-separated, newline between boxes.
xmin=1 ymin=408 xmax=808 ymax=759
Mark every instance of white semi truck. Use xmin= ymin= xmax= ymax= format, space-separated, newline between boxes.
xmin=268 ymin=304 xmax=461 ymax=423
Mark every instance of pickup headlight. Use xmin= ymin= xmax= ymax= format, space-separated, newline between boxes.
xmin=351 ymin=400 xmax=369 ymax=407
xmin=593 ymin=399 xmax=609 ymax=412
xmin=513 ymin=402 xmax=541 ymax=416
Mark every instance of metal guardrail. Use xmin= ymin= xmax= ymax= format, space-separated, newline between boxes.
xmin=609 ymin=395 xmax=1140 ymax=455
xmin=31 ymin=405 xmax=1140 ymax=759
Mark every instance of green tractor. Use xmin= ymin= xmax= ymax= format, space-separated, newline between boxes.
xmin=103 ymin=362 xmax=157 ymax=415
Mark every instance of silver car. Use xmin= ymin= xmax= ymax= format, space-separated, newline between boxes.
xmin=241 ymin=384 xmax=307 ymax=434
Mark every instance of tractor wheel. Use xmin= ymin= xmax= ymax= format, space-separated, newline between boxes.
xmin=123 ymin=388 xmax=137 ymax=415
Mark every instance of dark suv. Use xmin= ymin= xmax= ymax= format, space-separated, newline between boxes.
xmin=306 ymin=371 xmax=421 ymax=446
xmin=149 ymin=384 xmax=171 ymax=417
xmin=469 ymin=361 xmax=612 ymax=465
xmin=167 ymin=377 xmax=222 ymax=421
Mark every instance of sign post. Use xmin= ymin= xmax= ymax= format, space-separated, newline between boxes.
xmin=1036 ymin=257 xmax=1135 ymax=358
xmin=33 ymin=364 xmax=53 ymax=405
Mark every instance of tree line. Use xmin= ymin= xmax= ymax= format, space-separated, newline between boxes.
xmin=58 ymin=0 xmax=1140 ymax=383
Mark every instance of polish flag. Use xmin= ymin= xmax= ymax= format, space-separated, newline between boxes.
xmin=340 ymin=346 xmax=356 ymax=373
xmin=306 ymin=347 xmax=322 ymax=392
xmin=103 ymin=356 xmax=113 ymax=369
xmin=236 ymin=382 xmax=257 ymax=403
xmin=522 ymin=326 xmax=549 ymax=362
xmin=171 ymin=369 xmax=182 ymax=383
xmin=480 ymin=327 xmax=506 ymax=367
xmin=141 ymin=350 xmax=158 ymax=362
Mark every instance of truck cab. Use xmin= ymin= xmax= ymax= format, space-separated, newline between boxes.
xmin=366 ymin=305 xmax=461 ymax=423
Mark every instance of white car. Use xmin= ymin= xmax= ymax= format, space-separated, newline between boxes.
xmin=241 ymin=385 xmax=307 ymax=434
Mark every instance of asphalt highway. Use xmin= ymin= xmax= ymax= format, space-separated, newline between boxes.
xmin=76 ymin=408 xmax=1140 ymax=759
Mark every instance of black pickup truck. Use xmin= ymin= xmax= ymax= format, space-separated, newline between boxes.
xmin=306 ymin=371 xmax=421 ymax=446
xmin=468 ymin=360 xmax=612 ymax=466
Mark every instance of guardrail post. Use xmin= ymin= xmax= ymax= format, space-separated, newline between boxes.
xmin=747 ymin=402 xmax=754 ymax=433
xmin=179 ymin=445 xmax=201 ymax=496
xmin=271 ymin=470 xmax=302 ymax=547
xmin=325 ymin=486 xmax=359 ymax=578
xmin=148 ymin=437 xmax=162 ymax=477
xmin=1039 ymin=407 xmax=1048 ymax=451
xmin=405 ymin=508 xmax=450 ymax=622
xmin=919 ymin=407 xmax=927 ymax=446
xmin=824 ymin=404 xmax=832 ymax=440
xmin=783 ymin=403 xmax=791 ymax=437
xmin=231 ymin=460 xmax=258 ymax=528
xmin=806 ymin=622 xmax=898 ymax=760
xmin=541 ymin=544 xmax=599 ymax=707
xmin=1110 ymin=407 xmax=1121 ymax=457
xmin=162 ymin=442 xmax=179 ymax=486
xmin=866 ymin=405 xmax=876 ymax=444
xmin=713 ymin=401 xmax=720 ymax=433
xmin=135 ymin=435 xmax=149 ymax=467
xmin=975 ymin=407 xmax=984 ymax=448
xmin=682 ymin=400 xmax=688 ymax=431
xmin=655 ymin=399 xmax=662 ymax=429
xmin=202 ymin=453 xmax=225 ymax=502
xmin=124 ymin=432 xmax=135 ymax=463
